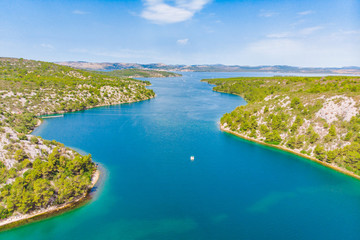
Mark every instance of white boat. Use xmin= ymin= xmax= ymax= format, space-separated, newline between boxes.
xmin=190 ymin=156 xmax=195 ymax=161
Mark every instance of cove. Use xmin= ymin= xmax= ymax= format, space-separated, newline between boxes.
xmin=2 ymin=72 xmax=360 ymax=240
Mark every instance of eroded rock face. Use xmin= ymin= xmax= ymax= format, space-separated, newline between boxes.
xmin=316 ymin=96 xmax=358 ymax=124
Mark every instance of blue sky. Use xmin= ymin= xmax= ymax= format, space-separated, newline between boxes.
xmin=0 ymin=0 xmax=359 ymax=67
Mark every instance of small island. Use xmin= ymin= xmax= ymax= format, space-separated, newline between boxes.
xmin=203 ymin=76 xmax=360 ymax=179
xmin=0 ymin=57 xmax=155 ymax=229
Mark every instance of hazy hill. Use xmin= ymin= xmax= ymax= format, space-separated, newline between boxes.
xmin=93 ymin=69 xmax=181 ymax=78
xmin=57 ymin=61 xmax=360 ymax=75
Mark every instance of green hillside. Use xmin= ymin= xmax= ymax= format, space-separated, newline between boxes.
xmin=203 ymin=76 xmax=360 ymax=176
xmin=0 ymin=58 xmax=155 ymax=220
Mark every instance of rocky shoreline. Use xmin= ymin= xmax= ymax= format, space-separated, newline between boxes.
xmin=0 ymin=97 xmax=153 ymax=231
xmin=0 ymin=169 xmax=100 ymax=231
xmin=0 ymin=58 xmax=157 ymax=231
xmin=220 ymin=125 xmax=360 ymax=181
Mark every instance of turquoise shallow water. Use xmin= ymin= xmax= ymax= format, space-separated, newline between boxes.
xmin=2 ymin=72 xmax=360 ymax=240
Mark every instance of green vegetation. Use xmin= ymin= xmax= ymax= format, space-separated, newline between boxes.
xmin=0 ymin=57 xmax=155 ymax=132
xmin=0 ymin=58 xmax=155 ymax=119
xmin=203 ymin=76 xmax=360 ymax=176
xmin=0 ymin=143 xmax=95 ymax=219
xmin=0 ymin=57 xmax=156 ymax=221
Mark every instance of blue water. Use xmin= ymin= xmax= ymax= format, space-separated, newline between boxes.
xmin=2 ymin=72 xmax=360 ymax=240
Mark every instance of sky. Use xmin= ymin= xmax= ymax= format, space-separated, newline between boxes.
xmin=0 ymin=0 xmax=359 ymax=67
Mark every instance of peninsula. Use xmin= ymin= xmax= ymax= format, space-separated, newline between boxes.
xmin=0 ymin=57 xmax=155 ymax=229
xmin=203 ymin=76 xmax=360 ymax=179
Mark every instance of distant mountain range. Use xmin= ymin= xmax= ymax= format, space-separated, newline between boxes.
xmin=57 ymin=61 xmax=360 ymax=75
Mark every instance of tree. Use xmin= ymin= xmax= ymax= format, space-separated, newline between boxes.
xmin=260 ymin=124 xmax=269 ymax=136
xmin=314 ymin=145 xmax=326 ymax=161
xmin=265 ymin=130 xmax=282 ymax=145
xmin=249 ymin=129 xmax=257 ymax=138
xmin=33 ymin=179 xmax=53 ymax=208
xmin=14 ymin=149 xmax=27 ymax=162
xmin=290 ymin=97 xmax=301 ymax=108
xmin=286 ymin=136 xmax=296 ymax=149
xmin=0 ymin=206 xmax=10 ymax=219
xmin=264 ymin=106 xmax=269 ymax=113
xmin=18 ymin=191 xmax=34 ymax=214
xmin=344 ymin=131 xmax=353 ymax=141
xmin=290 ymin=122 xmax=298 ymax=133
xmin=309 ymin=132 xmax=320 ymax=144
xmin=30 ymin=136 xmax=39 ymax=144
xmin=324 ymin=125 xmax=337 ymax=142
xmin=329 ymin=124 xmax=337 ymax=137
xmin=327 ymin=150 xmax=338 ymax=163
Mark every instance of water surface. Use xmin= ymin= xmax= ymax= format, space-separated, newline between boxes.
xmin=2 ymin=72 xmax=360 ymax=240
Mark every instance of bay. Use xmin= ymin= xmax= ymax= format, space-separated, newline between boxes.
xmin=2 ymin=72 xmax=360 ymax=240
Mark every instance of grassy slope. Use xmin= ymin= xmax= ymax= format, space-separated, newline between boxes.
xmin=203 ymin=76 xmax=360 ymax=176
xmin=0 ymin=57 xmax=155 ymax=220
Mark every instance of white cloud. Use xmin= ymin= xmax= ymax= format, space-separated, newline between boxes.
xmin=339 ymin=29 xmax=360 ymax=35
xmin=266 ymin=26 xmax=324 ymax=40
xmin=290 ymin=19 xmax=305 ymax=27
xmin=69 ymin=48 xmax=88 ymax=53
xmin=299 ymin=26 xmax=323 ymax=35
xmin=259 ymin=10 xmax=278 ymax=18
xmin=247 ymin=39 xmax=303 ymax=57
xmin=177 ymin=38 xmax=189 ymax=45
xmin=72 ymin=10 xmax=90 ymax=15
xmin=141 ymin=0 xmax=211 ymax=24
xmin=240 ymin=29 xmax=360 ymax=67
xmin=266 ymin=32 xmax=290 ymax=38
xmin=297 ymin=10 xmax=314 ymax=16
xmin=40 ymin=43 xmax=54 ymax=49
xmin=69 ymin=48 xmax=161 ymax=61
